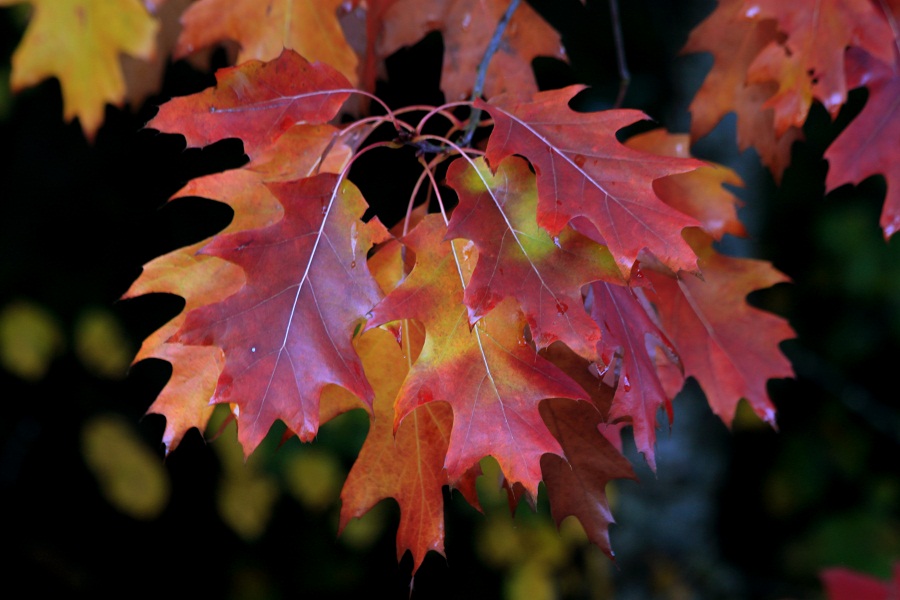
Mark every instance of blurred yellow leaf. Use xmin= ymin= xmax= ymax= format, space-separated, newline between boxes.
xmin=81 ymin=413 xmax=170 ymax=519
xmin=0 ymin=300 xmax=64 ymax=380
xmin=340 ymin=502 xmax=388 ymax=551
xmin=284 ymin=449 xmax=343 ymax=512
xmin=217 ymin=473 xmax=279 ymax=540
xmin=74 ymin=308 xmax=133 ymax=379
xmin=506 ymin=564 xmax=555 ymax=600
xmin=0 ymin=0 xmax=158 ymax=138
xmin=478 ymin=516 xmax=523 ymax=567
xmin=212 ymin=415 xmax=279 ymax=540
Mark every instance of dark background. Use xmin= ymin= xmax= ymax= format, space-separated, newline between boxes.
xmin=2 ymin=1 xmax=899 ymax=598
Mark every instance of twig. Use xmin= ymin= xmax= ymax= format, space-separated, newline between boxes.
xmin=608 ymin=0 xmax=630 ymax=108
xmin=458 ymin=0 xmax=521 ymax=147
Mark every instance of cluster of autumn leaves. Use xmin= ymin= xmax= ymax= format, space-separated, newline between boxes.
xmin=686 ymin=0 xmax=900 ymax=235
xmin=4 ymin=0 xmax=897 ymax=574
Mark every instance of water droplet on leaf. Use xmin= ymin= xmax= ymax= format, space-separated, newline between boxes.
xmin=556 ymin=300 xmax=568 ymax=316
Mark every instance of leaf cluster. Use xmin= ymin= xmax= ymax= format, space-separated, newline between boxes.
xmin=6 ymin=0 xmax=898 ymax=578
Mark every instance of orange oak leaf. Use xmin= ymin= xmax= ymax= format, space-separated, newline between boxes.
xmin=122 ymin=251 xmax=241 ymax=453
xmin=367 ymin=214 xmax=588 ymax=498
xmin=174 ymin=0 xmax=359 ymax=85
xmin=539 ymin=343 xmax=636 ymax=556
xmin=625 ymin=129 xmax=746 ymax=240
xmin=825 ymin=48 xmax=900 ymax=237
xmin=1 ymin=0 xmax=158 ymax=138
xmin=445 ymin=156 xmax=621 ymax=361
xmin=169 ymin=174 xmax=389 ymax=454
xmin=682 ymin=0 xmax=802 ymax=179
xmin=479 ymin=87 xmax=703 ymax=278
xmin=148 ymin=49 xmax=353 ymax=157
xmin=339 ymin=326 xmax=454 ymax=573
xmin=644 ymin=229 xmax=794 ymax=427
xmin=377 ymin=0 xmax=565 ymax=101
xmin=743 ymin=0 xmax=894 ymax=135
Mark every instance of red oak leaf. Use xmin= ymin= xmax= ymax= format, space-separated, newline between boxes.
xmin=644 ymin=229 xmax=794 ymax=427
xmin=339 ymin=326 xmax=454 ymax=573
xmin=123 ymin=124 xmax=354 ymax=452
xmin=682 ymin=0 xmax=802 ymax=179
xmin=743 ymin=0 xmax=894 ymax=134
xmin=478 ymin=87 xmax=703 ymax=278
xmin=170 ymin=174 xmax=389 ymax=454
xmin=589 ymin=280 xmax=678 ymax=470
xmin=821 ymin=562 xmax=900 ymax=600
xmin=825 ymin=48 xmax=900 ymax=237
xmin=539 ymin=344 xmax=636 ymax=556
xmin=376 ymin=0 xmax=565 ymax=102
xmin=147 ymin=49 xmax=352 ymax=157
xmin=445 ymin=156 xmax=621 ymax=361
xmin=367 ymin=214 xmax=588 ymax=498
xmin=541 ymin=397 xmax=635 ymax=558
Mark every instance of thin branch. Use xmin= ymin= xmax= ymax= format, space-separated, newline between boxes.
xmin=608 ymin=0 xmax=630 ymax=108
xmin=458 ymin=0 xmax=521 ymax=147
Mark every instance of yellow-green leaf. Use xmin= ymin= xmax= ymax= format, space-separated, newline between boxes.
xmin=2 ymin=0 xmax=158 ymax=138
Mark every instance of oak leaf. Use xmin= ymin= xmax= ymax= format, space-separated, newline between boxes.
xmin=539 ymin=344 xmax=636 ymax=557
xmin=743 ymin=0 xmax=894 ymax=135
xmin=825 ymin=48 xmax=900 ymax=237
xmin=589 ymin=280 xmax=677 ymax=470
xmin=368 ymin=214 xmax=588 ymax=498
xmin=123 ymin=123 xmax=354 ymax=452
xmin=625 ymin=129 xmax=746 ymax=240
xmin=446 ymin=156 xmax=621 ymax=361
xmin=1 ymin=0 xmax=158 ymax=138
xmin=169 ymin=174 xmax=389 ymax=454
xmin=174 ymin=0 xmax=359 ymax=85
xmin=377 ymin=0 xmax=564 ymax=101
xmin=644 ymin=229 xmax=794 ymax=427
xmin=339 ymin=326 xmax=454 ymax=573
xmin=479 ymin=87 xmax=703 ymax=278
xmin=682 ymin=0 xmax=801 ymax=179
xmin=122 ymin=252 xmax=239 ymax=453
xmin=821 ymin=562 xmax=900 ymax=600
xmin=147 ymin=49 xmax=352 ymax=157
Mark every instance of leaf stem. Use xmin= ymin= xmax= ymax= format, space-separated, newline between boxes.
xmin=404 ymin=155 xmax=446 ymax=236
xmin=608 ymin=0 xmax=630 ymax=108
xmin=458 ymin=0 xmax=521 ymax=147
xmin=395 ymin=103 xmax=466 ymax=131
